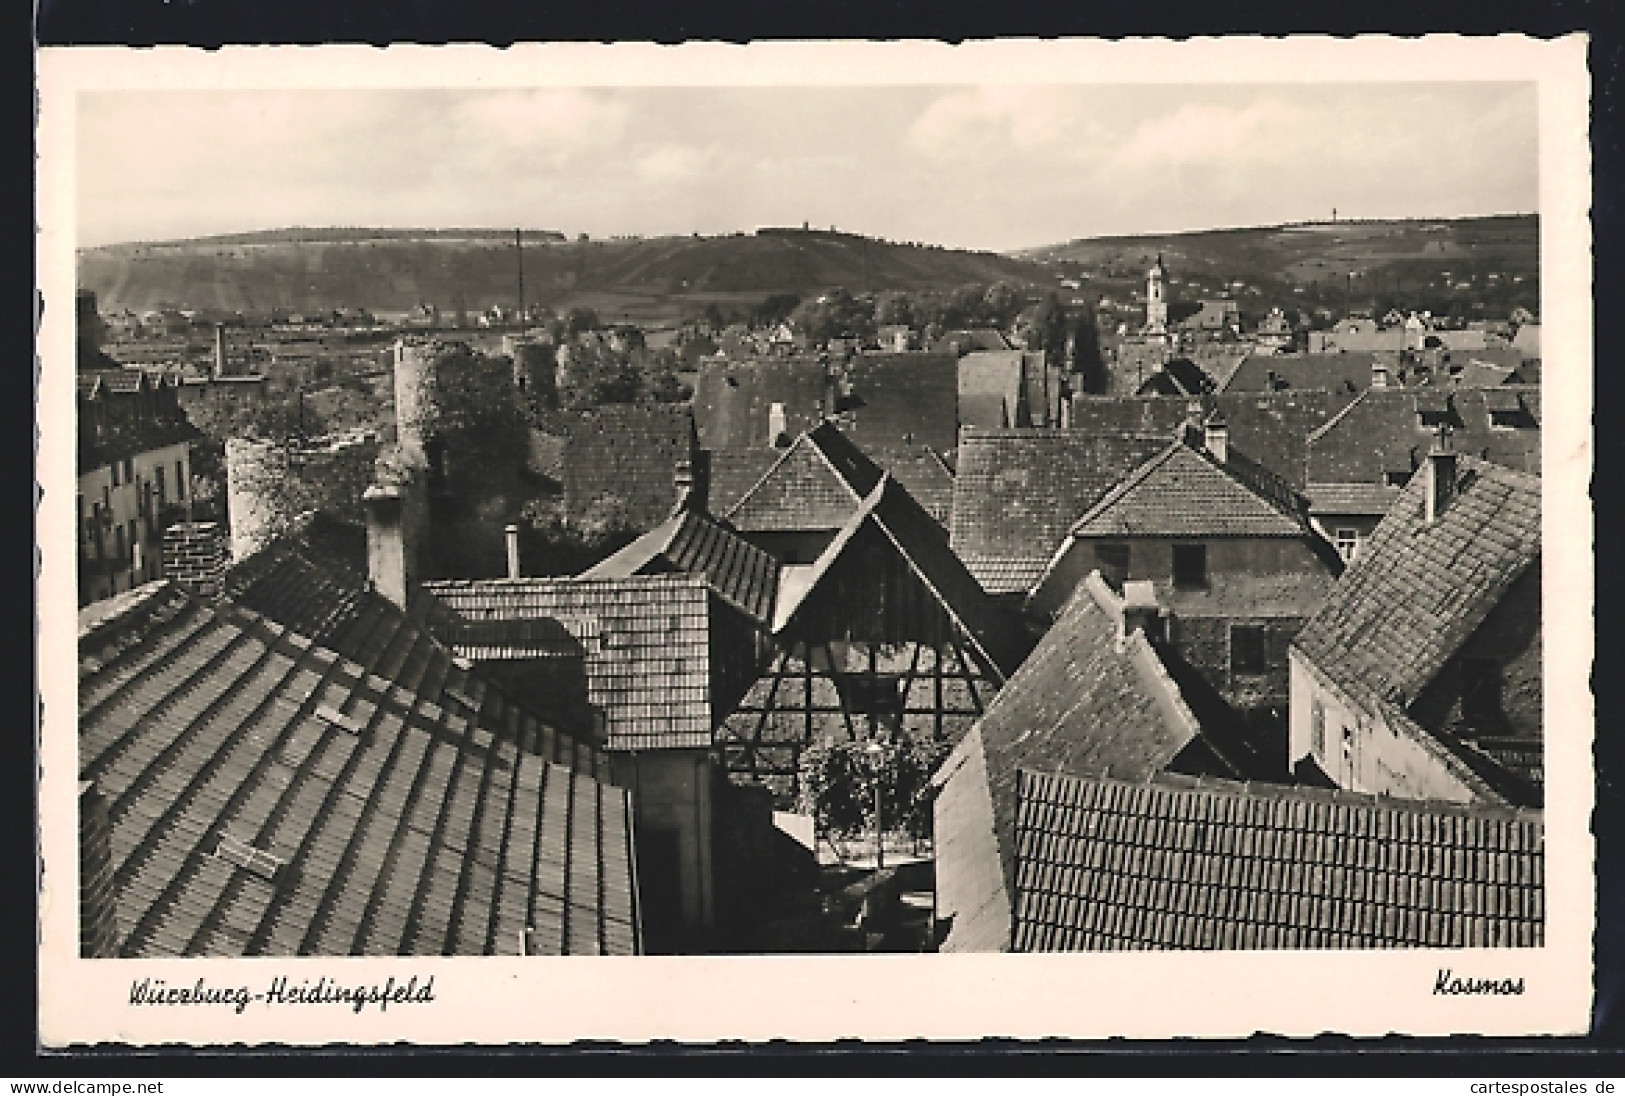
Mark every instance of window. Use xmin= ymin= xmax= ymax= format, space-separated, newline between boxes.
xmin=175 ymin=461 xmax=186 ymax=500
xmin=121 ymin=458 xmax=133 ymax=485
xmin=1094 ymin=542 xmax=1130 ymax=588
xmin=155 ymin=465 xmax=166 ymax=504
xmin=1334 ymin=527 xmax=1361 ymax=561
xmin=1310 ymin=697 xmax=1325 ymax=756
xmin=1172 ymin=543 xmax=1207 ymax=589
xmin=113 ymin=525 xmax=125 ymax=561
xmin=109 ymin=461 xmax=120 ymax=488
xmin=1229 ymin=625 xmax=1266 ymax=675
xmin=1384 ymin=470 xmax=1412 ymax=487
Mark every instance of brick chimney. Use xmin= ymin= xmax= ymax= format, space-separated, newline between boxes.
xmin=767 ymin=402 xmax=788 ymax=447
xmin=669 ymin=458 xmax=697 ymax=516
xmin=505 ymin=523 xmax=521 ymax=579
xmin=1372 ymin=360 xmax=1390 ymax=388
xmin=161 ymin=521 xmax=228 ymax=597
xmin=80 ymin=781 xmax=120 ymax=958
xmin=1202 ymin=410 xmax=1229 ymax=464
xmin=1425 ymin=425 xmax=1457 ymax=524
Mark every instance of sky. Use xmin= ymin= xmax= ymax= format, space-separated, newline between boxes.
xmin=76 ymin=83 xmax=1538 ymax=252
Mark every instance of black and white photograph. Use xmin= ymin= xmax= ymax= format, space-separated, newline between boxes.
xmin=37 ymin=37 xmax=1594 ymax=1042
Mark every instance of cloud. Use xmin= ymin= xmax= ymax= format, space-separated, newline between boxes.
xmin=456 ymin=89 xmax=627 ymax=148
xmin=908 ymin=86 xmax=1078 ymax=154
xmin=1115 ymin=99 xmax=1303 ymax=168
xmin=633 ymin=144 xmax=713 ymax=183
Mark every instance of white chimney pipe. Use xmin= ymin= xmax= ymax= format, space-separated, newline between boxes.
xmin=505 ymin=523 xmax=521 ymax=579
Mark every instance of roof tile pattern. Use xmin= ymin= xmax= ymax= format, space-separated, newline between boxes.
xmin=1224 ymin=352 xmax=1380 ymax=396
xmin=423 ymin=574 xmax=714 ymax=751
xmin=1011 ymin=769 xmax=1543 ymax=950
xmin=562 ymin=404 xmax=696 ymax=532
xmin=1307 ymin=386 xmax=1542 ymax=484
xmin=219 ymin=535 xmax=608 ymax=770
xmin=838 ymin=352 xmax=960 ymax=453
xmin=1294 ymin=456 xmax=1541 ymax=708
xmin=78 ymin=581 xmax=638 ymax=957
xmin=1068 ymin=392 xmax=1341 ymax=489
xmin=724 ymin=422 xmax=884 ymax=532
xmin=1069 ymin=441 xmax=1307 ymax=538
xmin=951 ymin=429 xmax=1170 ymax=563
xmin=691 ymin=359 xmax=828 ymax=449
xmin=583 ymin=509 xmax=780 ymax=627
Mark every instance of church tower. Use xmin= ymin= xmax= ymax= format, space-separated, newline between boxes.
xmin=1145 ymin=253 xmax=1169 ymax=336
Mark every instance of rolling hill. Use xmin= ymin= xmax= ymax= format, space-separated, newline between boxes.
xmin=1019 ymin=214 xmax=1539 ymax=313
xmin=76 ymin=227 xmax=1049 ymax=320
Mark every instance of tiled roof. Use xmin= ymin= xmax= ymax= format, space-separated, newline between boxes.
xmin=78 ymin=581 xmax=638 ymax=957
xmin=691 ymin=359 xmax=828 ymax=449
xmin=961 ymin=555 xmax=1051 ymax=596
xmin=951 ymin=429 xmax=1171 ymax=564
xmin=837 ymin=351 xmax=959 ymax=453
xmin=1067 ymin=392 xmax=1340 ymax=490
xmin=724 ymin=422 xmax=883 ymax=533
xmin=1068 ymin=440 xmax=1308 ymax=539
xmin=217 ymin=532 xmax=607 ymax=769
xmin=1307 ymin=482 xmax=1407 ymax=517
xmin=1306 ymin=386 xmax=1542 ymax=484
xmin=701 ymin=448 xmax=782 ymax=517
xmin=1008 ymin=768 xmax=1543 ymax=951
xmin=582 ymin=508 xmax=780 ymax=628
xmin=932 ymin=574 xmax=1241 ymax=952
xmin=1223 ymin=352 xmax=1379 ymax=396
xmin=773 ymin=476 xmax=1028 ymax=680
xmin=1294 ymin=455 xmax=1542 ymax=709
xmin=870 ymin=445 xmax=956 ymax=528
xmin=562 ymin=404 xmax=696 ymax=532
xmin=422 ymin=574 xmax=714 ymax=751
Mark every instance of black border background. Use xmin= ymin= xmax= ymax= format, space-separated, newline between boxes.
xmin=22 ymin=0 xmax=1624 ymax=1074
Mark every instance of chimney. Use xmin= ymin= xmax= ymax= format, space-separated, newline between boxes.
xmin=1119 ymin=580 xmax=1165 ymax=648
xmin=213 ymin=323 xmax=227 ymax=379
xmin=1372 ymin=360 xmax=1390 ymax=388
xmin=1202 ymin=411 xmax=1229 ymax=464
xmin=363 ymin=482 xmax=413 ymax=610
xmin=1425 ymin=425 xmax=1457 ymax=524
xmin=505 ymin=523 xmax=521 ymax=579
xmin=669 ymin=458 xmax=697 ymax=516
xmin=162 ymin=521 xmax=228 ymax=596
xmin=80 ymin=780 xmax=120 ymax=958
xmin=767 ymin=402 xmax=788 ymax=446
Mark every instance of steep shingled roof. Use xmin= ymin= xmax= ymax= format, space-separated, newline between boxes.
xmin=691 ymin=358 xmax=828 ymax=449
xmin=932 ymin=574 xmax=1241 ymax=953
xmin=871 ymin=445 xmax=956 ymax=529
xmin=561 ymin=404 xmax=696 ymax=533
xmin=1068 ymin=439 xmax=1308 ymax=539
xmin=1294 ymin=455 xmax=1541 ymax=709
xmin=950 ymin=429 xmax=1170 ymax=594
xmin=422 ymin=574 xmax=714 ymax=751
xmin=837 ymin=351 xmax=959 ymax=453
xmin=723 ymin=421 xmax=884 ymax=533
xmin=1067 ymin=391 xmax=1341 ymax=490
xmin=217 ymin=531 xmax=607 ymax=770
xmin=1306 ymin=386 xmax=1542 ymax=485
xmin=1008 ymin=768 xmax=1542 ymax=951
xmin=78 ymin=581 xmax=637 ymax=957
xmin=582 ymin=508 xmax=780 ymax=628
xmin=1223 ymin=352 xmax=1380 ymax=396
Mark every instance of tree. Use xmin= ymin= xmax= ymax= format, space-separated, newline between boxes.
xmin=752 ymin=293 xmax=802 ymax=326
xmin=796 ymin=733 xmax=950 ymax=842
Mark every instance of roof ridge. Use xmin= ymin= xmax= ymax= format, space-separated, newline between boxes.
xmin=1027 ymin=764 xmax=1542 ymax=822
xmin=720 ymin=433 xmax=812 ymax=521
xmin=1064 ymin=440 xmax=1186 ymax=534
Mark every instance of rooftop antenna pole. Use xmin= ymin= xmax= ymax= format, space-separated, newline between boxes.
xmin=515 ymin=228 xmax=525 ymax=329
